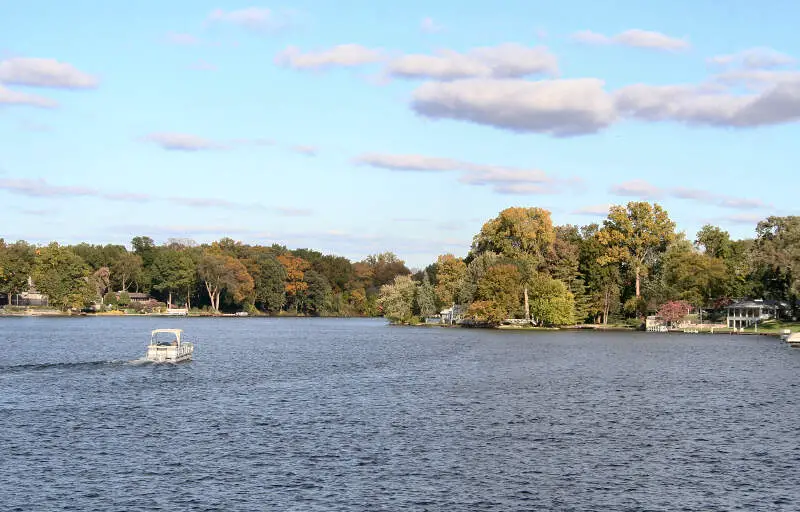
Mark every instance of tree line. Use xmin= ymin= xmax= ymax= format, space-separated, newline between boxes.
xmin=0 ymin=236 xmax=411 ymax=315
xmin=1 ymin=203 xmax=798 ymax=323
xmin=378 ymin=203 xmax=800 ymax=326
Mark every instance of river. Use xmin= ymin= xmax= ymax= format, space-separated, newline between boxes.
xmin=1 ymin=317 xmax=799 ymax=511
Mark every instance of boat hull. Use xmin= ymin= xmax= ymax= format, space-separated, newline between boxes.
xmin=145 ymin=343 xmax=194 ymax=363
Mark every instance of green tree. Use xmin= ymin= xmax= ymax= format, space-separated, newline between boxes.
xmin=416 ymin=272 xmax=437 ymax=317
xmin=246 ymin=250 xmax=286 ymax=313
xmin=150 ymin=249 xmax=196 ymax=307
xmin=661 ymin=240 xmax=729 ymax=307
xmin=458 ymin=252 xmax=501 ymax=304
xmin=32 ymin=243 xmax=94 ymax=311
xmin=118 ymin=291 xmax=131 ymax=307
xmin=110 ymin=252 xmax=143 ymax=292
xmin=598 ymin=201 xmax=676 ymax=299
xmin=299 ymin=269 xmax=332 ymax=315
xmin=695 ymin=225 xmax=733 ymax=259
xmin=0 ymin=240 xmax=35 ymax=306
xmin=527 ymin=274 xmax=575 ymax=326
xmin=751 ymin=216 xmax=800 ymax=301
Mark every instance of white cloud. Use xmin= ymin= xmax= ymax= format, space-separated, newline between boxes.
xmin=388 ymin=44 xmax=558 ymax=80
xmin=0 ymin=58 xmax=98 ymax=88
xmin=276 ymin=44 xmax=382 ymax=70
xmin=144 ymin=133 xmax=227 ymax=151
xmin=0 ymin=84 xmax=57 ymax=108
xmin=420 ymin=17 xmax=445 ymax=34
xmin=610 ymin=180 xmax=663 ymax=199
xmin=412 ymin=78 xmax=616 ymax=136
xmin=708 ymin=47 xmax=795 ymax=70
xmin=207 ymin=7 xmax=292 ymax=32
xmin=572 ymin=29 xmax=690 ymax=51
xmin=615 ymin=81 xmax=800 ymax=127
xmin=573 ymin=204 xmax=613 ymax=216
xmin=611 ymin=180 xmax=769 ymax=209
xmin=354 ymin=152 xmax=569 ymax=195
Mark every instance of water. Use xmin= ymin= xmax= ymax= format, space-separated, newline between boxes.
xmin=1 ymin=317 xmax=799 ymax=511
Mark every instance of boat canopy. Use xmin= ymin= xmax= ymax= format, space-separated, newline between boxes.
xmin=150 ymin=329 xmax=183 ymax=345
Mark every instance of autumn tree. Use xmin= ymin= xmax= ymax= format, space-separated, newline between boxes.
xmin=278 ymin=253 xmax=310 ymax=313
xmin=475 ymin=264 xmax=522 ymax=320
xmin=434 ymin=254 xmax=466 ymax=307
xmin=245 ymin=250 xmax=286 ymax=313
xmin=472 ymin=207 xmax=556 ymax=320
xmin=657 ymin=300 xmax=692 ymax=326
xmin=32 ymin=243 xmax=95 ymax=311
xmin=197 ymin=250 xmax=254 ymax=312
xmin=598 ymin=202 xmax=676 ymax=299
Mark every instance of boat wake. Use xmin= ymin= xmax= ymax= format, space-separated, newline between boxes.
xmin=0 ymin=360 xmax=130 ymax=373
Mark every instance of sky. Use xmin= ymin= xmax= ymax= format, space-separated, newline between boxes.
xmin=1 ymin=0 xmax=799 ymax=268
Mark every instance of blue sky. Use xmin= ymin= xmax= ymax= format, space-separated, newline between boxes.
xmin=1 ymin=0 xmax=799 ymax=268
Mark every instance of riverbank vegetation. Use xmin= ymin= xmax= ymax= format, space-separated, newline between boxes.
xmin=1 ymin=203 xmax=798 ymax=324
xmin=379 ymin=204 xmax=800 ymax=327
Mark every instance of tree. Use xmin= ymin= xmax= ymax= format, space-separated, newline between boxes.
xmin=416 ymin=272 xmax=437 ymax=317
xmin=89 ymin=267 xmax=111 ymax=303
xmin=378 ymin=275 xmax=417 ymax=323
xmin=661 ymin=241 xmax=729 ymax=307
xmin=150 ymin=249 xmax=196 ymax=307
xmin=475 ymin=264 xmax=522 ymax=320
xmin=527 ymin=274 xmax=575 ymax=326
xmin=472 ymin=207 xmax=556 ymax=321
xmin=277 ymin=253 xmax=310 ymax=313
xmin=363 ymin=252 xmax=411 ymax=288
xmin=751 ymin=216 xmax=800 ymax=301
xmin=695 ymin=225 xmax=733 ymax=259
xmin=299 ymin=270 xmax=332 ymax=315
xmin=434 ymin=254 xmax=466 ymax=307
xmin=465 ymin=300 xmax=507 ymax=326
xmin=472 ymin=207 xmax=556 ymax=264
xmin=598 ymin=202 xmax=676 ymax=298
xmin=32 ymin=243 xmax=94 ymax=311
xmin=458 ymin=252 xmax=501 ymax=305
xmin=110 ymin=252 xmax=143 ymax=292
xmin=246 ymin=251 xmax=286 ymax=313
xmin=657 ymin=300 xmax=692 ymax=326
xmin=0 ymin=240 xmax=35 ymax=306
xmin=197 ymin=250 xmax=254 ymax=312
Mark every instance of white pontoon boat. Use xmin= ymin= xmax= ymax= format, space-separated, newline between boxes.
xmin=146 ymin=329 xmax=194 ymax=362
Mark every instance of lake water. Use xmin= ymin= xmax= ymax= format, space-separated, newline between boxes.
xmin=1 ymin=317 xmax=799 ymax=511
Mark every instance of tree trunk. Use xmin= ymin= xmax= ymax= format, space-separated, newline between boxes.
xmin=523 ymin=285 xmax=530 ymax=323
xmin=187 ymin=288 xmax=191 ymax=311
xmin=635 ymin=266 xmax=641 ymax=298
xmin=168 ymin=291 xmax=172 ymax=309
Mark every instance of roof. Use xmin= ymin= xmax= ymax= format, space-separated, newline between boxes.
xmin=151 ymin=329 xmax=183 ymax=335
xmin=727 ymin=299 xmax=782 ymax=308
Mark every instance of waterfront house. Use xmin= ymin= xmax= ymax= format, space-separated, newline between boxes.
xmin=440 ymin=304 xmax=468 ymax=324
xmin=726 ymin=299 xmax=780 ymax=329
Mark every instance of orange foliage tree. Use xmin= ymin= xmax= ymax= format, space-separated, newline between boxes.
xmin=277 ymin=254 xmax=310 ymax=312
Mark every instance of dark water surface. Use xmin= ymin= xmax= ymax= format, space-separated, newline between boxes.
xmin=2 ymin=317 xmax=799 ymax=511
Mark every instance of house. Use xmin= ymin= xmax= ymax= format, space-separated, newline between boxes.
xmin=726 ymin=299 xmax=780 ymax=329
xmin=115 ymin=291 xmax=152 ymax=303
xmin=6 ymin=277 xmax=49 ymax=307
xmin=440 ymin=304 xmax=469 ymax=325
xmin=646 ymin=315 xmax=668 ymax=332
